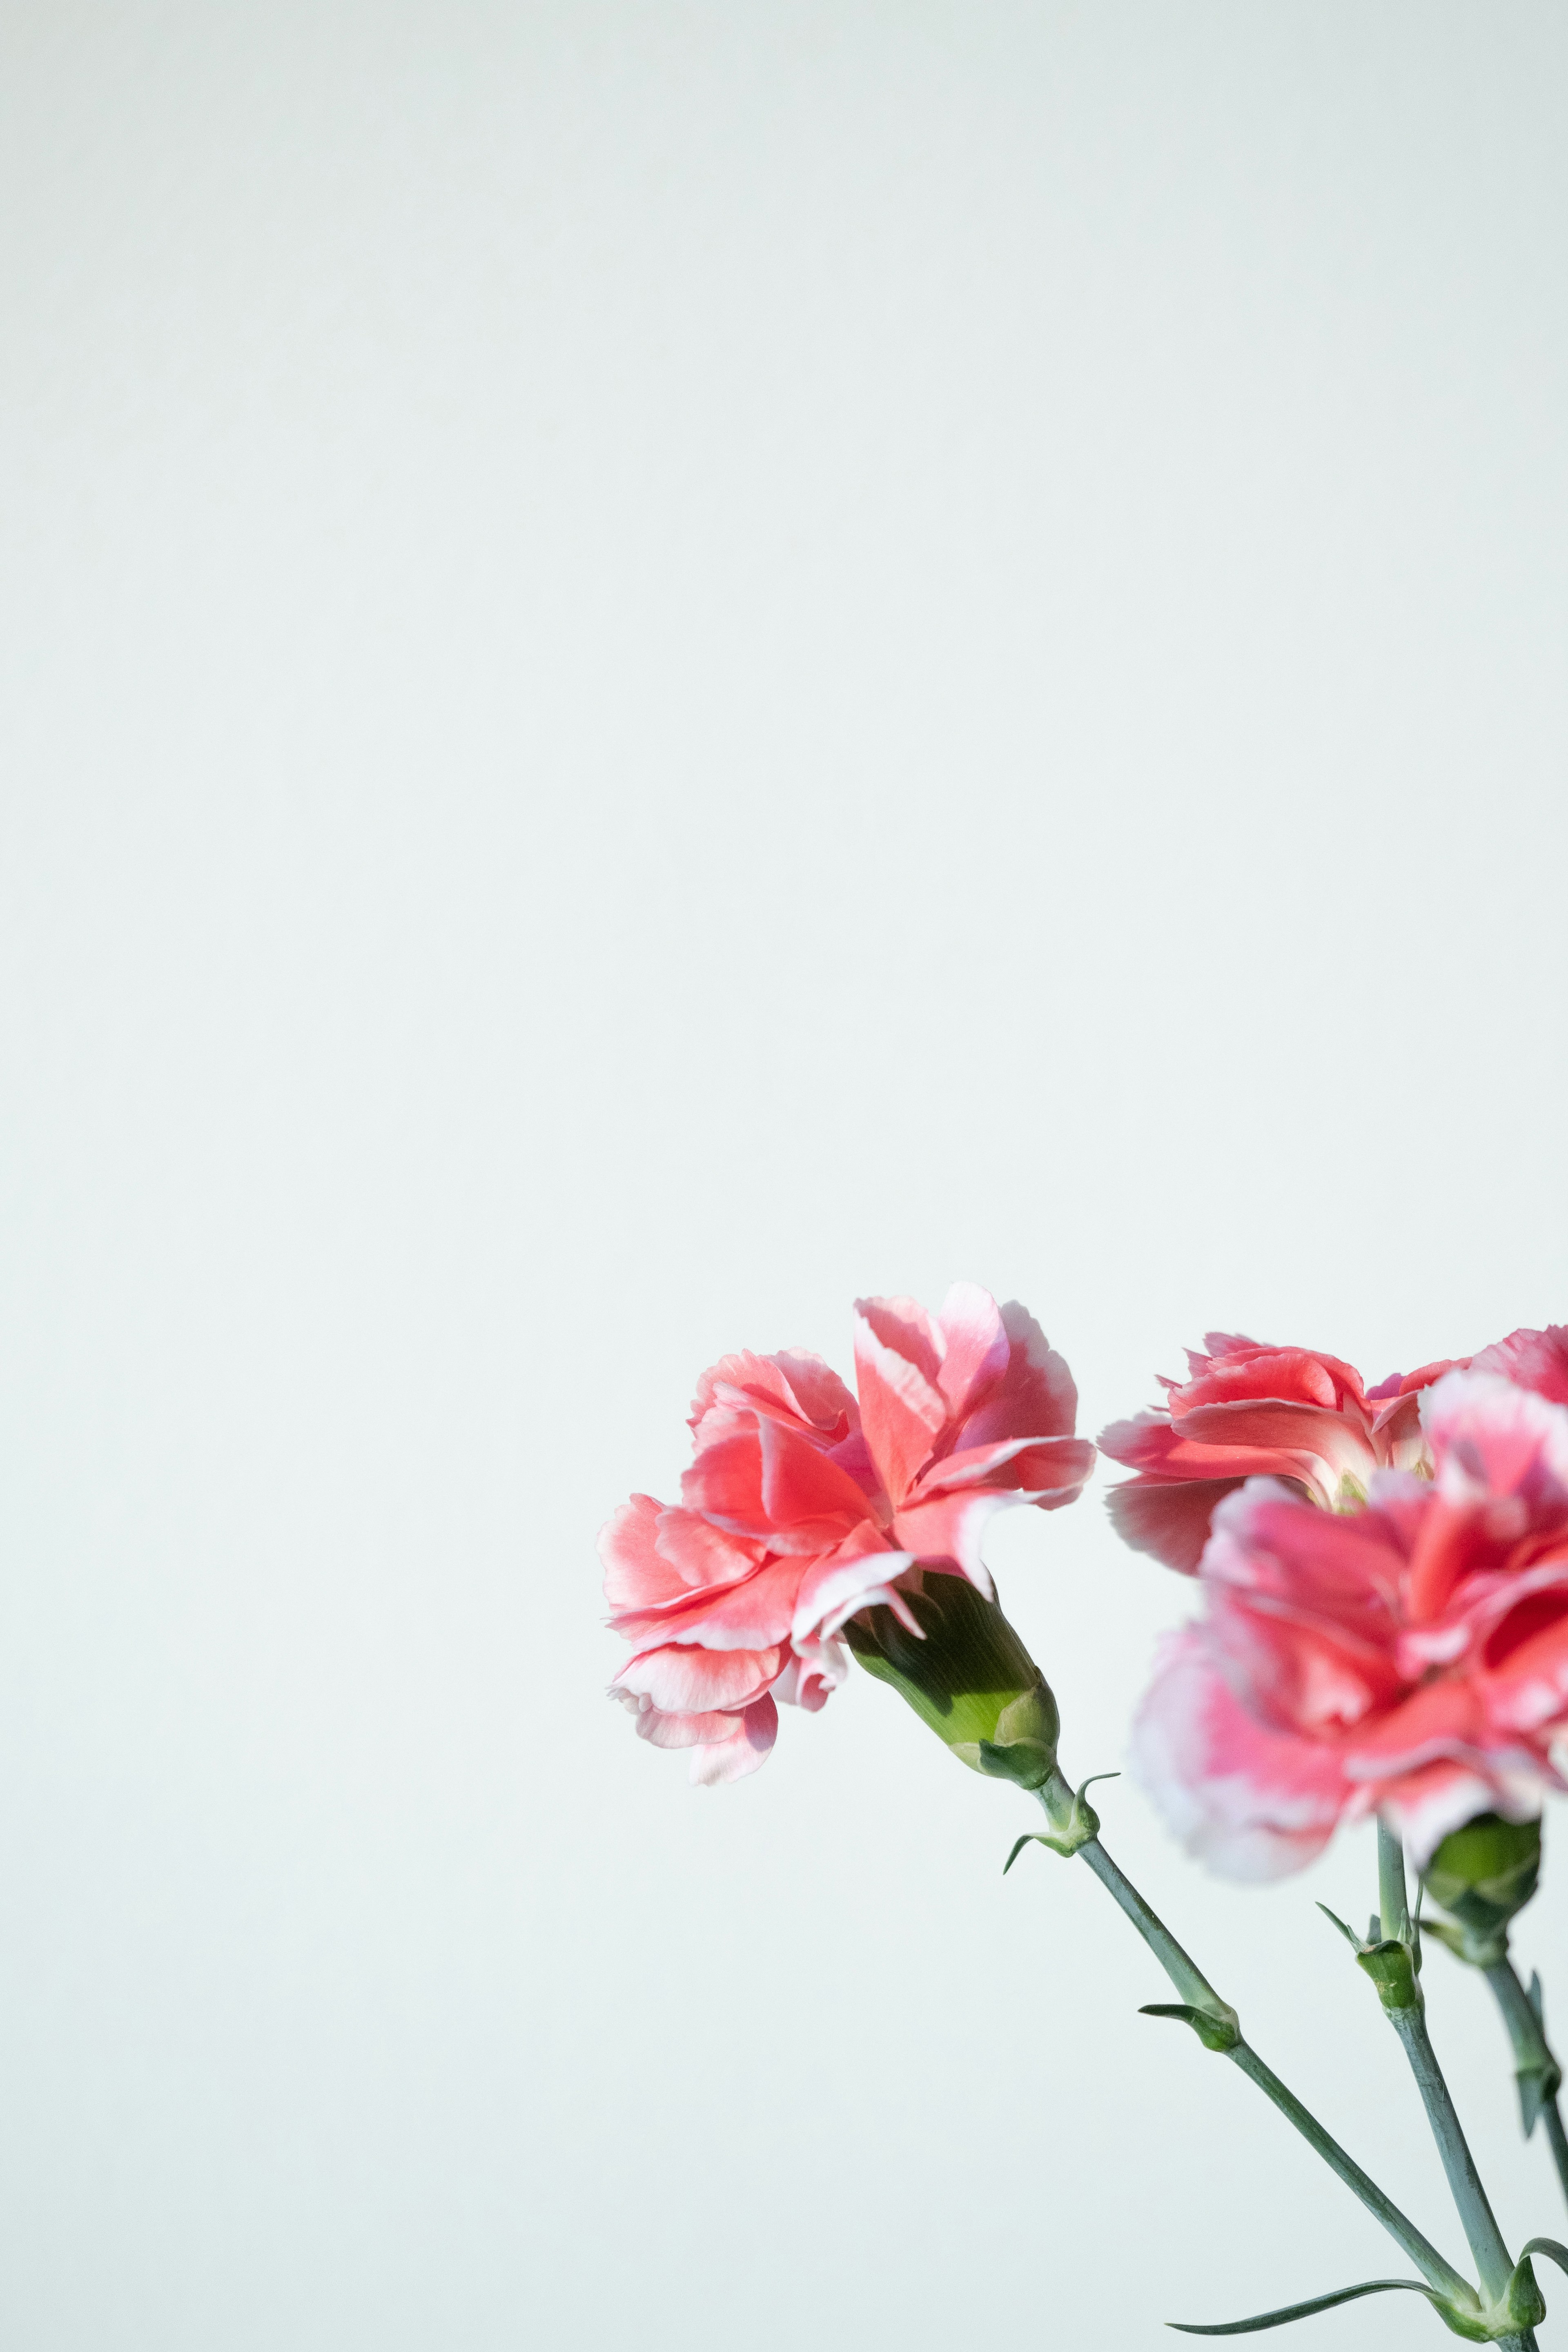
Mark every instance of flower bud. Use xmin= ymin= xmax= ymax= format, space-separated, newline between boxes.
xmin=1421 ymin=1812 xmax=1542 ymax=1965
xmin=842 ymin=1571 xmax=1060 ymax=1789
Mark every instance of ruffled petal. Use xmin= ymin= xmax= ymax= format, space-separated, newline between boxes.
xmin=608 ymin=1554 xmax=805 ymax=1651
xmin=689 ymin=1696 xmax=779 ymax=1784
xmin=599 ymin=1494 xmax=686 ymax=1611
xmin=653 ymin=1506 xmax=766 ymax=1590
xmin=913 ymin=1433 xmax=1095 ymax=1500
xmin=681 ymin=1418 xmax=875 ymax=1550
xmin=773 ymin=1637 xmax=848 ymax=1712
xmin=1481 ymin=1577 xmax=1568 ymax=1732
xmin=853 ymin=1298 xmax=949 ymax=1508
xmin=688 ymin=1349 xmax=858 ymax=1447
xmin=1470 ymin=1324 xmax=1568 ymax=1409
xmin=610 ymin=1686 xmax=780 ymax=1782
xmin=954 ymin=1301 xmax=1078 ymax=1449
xmin=1131 ymin=1630 xmax=1351 ymax=1881
xmin=791 ymin=1529 xmax=917 ymax=1642
xmin=1422 ymin=1370 xmax=1568 ymax=1513
xmin=1105 ymin=1475 xmax=1245 ymax=1573
xmin=931 ymin=1282 xmax=1010 ymax=1422
xmin=612 ymin=1642 xmax=785 ymax=1714
xmin=1169 ymin=1399 xmax=1382 ymax=1496
xmin=888 ymin=1488 xmax=1009 ymax=1588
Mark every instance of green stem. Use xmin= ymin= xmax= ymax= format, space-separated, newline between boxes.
xmin=1388 ymin=2002 xmax=1515 ymax=2303
xmin=1482 ymin=1957 xmax=1568 ymax=2211
xmin=1037 ymin=1774 xmax=1475 ymax=2309
xmin=1372 ymin=1824 xmax=1530 ymax=2341
xmin=1545 ymin=2101 xmax=1568 ymax=2214
xmin=1378 ymin=1813 xmax=1412 ymax=1945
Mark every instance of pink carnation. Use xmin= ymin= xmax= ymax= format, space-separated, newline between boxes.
xmin=1134 ymin=1369 xmax=1568 ymax=1878
xmin=1099 ymin=1333 xmax=1479 ymax=1574
xmin=602 ymin=1284 xmax=1094 ymax=1782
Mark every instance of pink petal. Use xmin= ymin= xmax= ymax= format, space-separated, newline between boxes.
xmin=1470 ymin=1325 xmax=1568 ymax=1410
xmin=759 ymin=1414 xmax=882 ymax=1536
xmin=688 ymin=1348 xmax=858 ymax=1446
xmin=681 ymin=1419 xmax=875 ymax=1549
xmin=1131 ymin=1630 xmax=1351 ymax=1881
xmin=1338 ymin=1676 xmax=1486 ymax=1775
xmin=1423 ymin=1370 xmax=1568 ymax=1510
xmin=854 ymin=1295 xmax=944 ymax=1382
xmin=611 ymin=1688 xmax=749 ymax=1748
xmin=932 ymin=1282 xmax=1010 ymax=1421
xmin=1173 ymin=1400 xmax=1381 ymax=1493
xmin=1481 ymin=1583 xmax=1568 ymax=1731
xmin=773 ymin=1637 xmax=848 ymax=1712
xmin=954 ymin=1301 xmax=1079 ymax=1448
xmin=689 ymin=1695 xmax=779 ymax=1784
xmin=791 ymin=1530 xmax=917 ymax=1642
xmin=1105 ymin=1476 xmax=1245 ymax=1573
xmin=915 ymin=1433 xmax=1096 ymax=1499
xmin=1178 ymin=1347 xmax=1363 ymax=1414
xmin=608 ymin=1554 xmax=805 ymax=1651
xmin=612 ymin=1642 xmax=785 ymax=1714
xmin=853 ymin=1299 xmax=949 ymax=1508
xmin=1204 ymin=1588 xmax=1404 ymax=1744
xmin=1203 ymin=1482 xmax=1406 ymax=1647
xmin=1366 ymin=1357 xmax=1467 ymax=1405
xmin=599 ymin=1495 xmax=688 ymax=1612
xmin=1196 ymin=1331 xmax=1270 ymax=1365
xmin=653 ymin=1506 xmax=766 ymax=1590
xmin=889 ymin=1488 xmax=1010 ymax=1587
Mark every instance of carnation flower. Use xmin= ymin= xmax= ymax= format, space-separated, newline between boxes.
xmin=601 ymin=1284 xmax=1094 ymax=1781
xmin=1100 ymin=1325 xmax=1568 ymax=1577
xmin=1132 ymin=1370 xmax=1568 ymax=1877
xmin=1098 ymin=1334 xmax=1462 ymax=1574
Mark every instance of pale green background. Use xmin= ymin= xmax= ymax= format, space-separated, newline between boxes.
xmin=2 ymin=5 xmax=1567 ymax=2346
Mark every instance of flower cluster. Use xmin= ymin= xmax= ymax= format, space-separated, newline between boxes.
xmin=604 ymin=1294 xmax=1568 ymax=2331
xmin=605 ymin=1296 xmax=1568 ymax=1893
xmin=601 ymin=1284 xmax=1092 ymax=1781
xmin=1108 ymin=1326 xmax=1568 ymax=1875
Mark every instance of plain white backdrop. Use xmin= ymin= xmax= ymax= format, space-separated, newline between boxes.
xmin=3 ymin=4 xmax=1568 ymax=2345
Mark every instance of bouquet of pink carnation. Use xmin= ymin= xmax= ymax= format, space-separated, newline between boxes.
xmin=604 ymin=1289 xmax=1568 ymax=2348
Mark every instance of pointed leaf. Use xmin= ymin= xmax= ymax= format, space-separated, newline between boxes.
xmin=1530 ymin=1970 xmax=1546 ymax=2025
xmin=1167 ymin=2278 xmax=1446 ymax=2336
xmin=1315 ymin=1903 xmax=1364 ymax=1953
xmin=1140 ymin=2002 xmax=1241 ymax=2055
xmin=1503 ymin=2252 xmax=1547 ymax=2330
xmin=1003 ymin=1831 xmax=1072 ymax=1872
xmin=1520 ymin=2236 xmax=1568 ymax=2276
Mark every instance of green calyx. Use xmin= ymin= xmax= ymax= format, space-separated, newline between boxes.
xmin=843 ymin=1572 xmax=1059 ymax=1789
xmin=1421 ymin=1813 xmax=1542 ymax=1967
xmin=1317 ymin=1903 xmax=1423 ymax=2014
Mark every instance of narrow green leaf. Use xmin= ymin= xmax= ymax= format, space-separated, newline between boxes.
xmin=1314 ymin=1902 xmax=1364 ymax=1952
xmin=1519 ymin=2235 xmax=1568 ymax=2275
xmin=1139 ymin=2002 xmax=1241 ymax=2054
xmin=1167 ymin=2279 xmax=1441 ymax=2335
xmin=1002 ymin=1830 xmax=1072 ymax=1872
